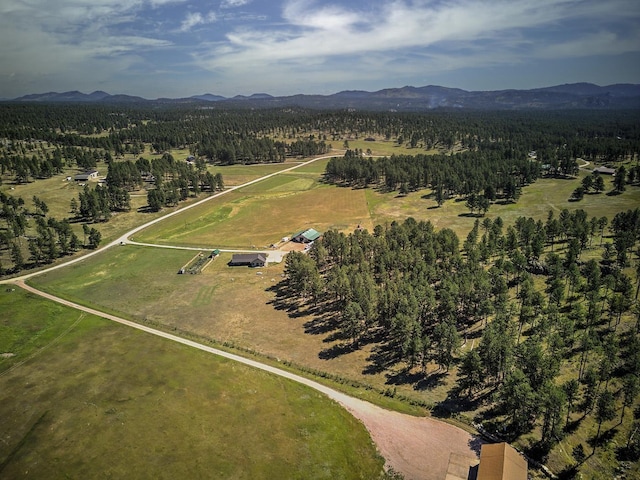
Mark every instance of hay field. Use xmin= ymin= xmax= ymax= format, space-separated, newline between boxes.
xmin=136 ymin=178 xmax=373 ymax=248
xmin=29 ymin=244 xmax=443 ymax=410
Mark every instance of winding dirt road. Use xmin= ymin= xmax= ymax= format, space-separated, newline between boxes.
xmin=3 ymin=153 xmax=481 ymax=480
xmin=15 ymin=280 xmax=479 ymax=480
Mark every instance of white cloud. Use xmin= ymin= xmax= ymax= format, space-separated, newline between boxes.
xmin=194 ymin=0 xmax=640 ymax=78
xmin=221 ymin=0 xmax=252 ymax=8
xmin=535 ymin=31 xmax=640 ymax=59
xmin=180 ymin=11 xmax=217 ymax=32
xmin=2 ymin=0 xmax=639 ymax=97
xmin=283 ymin=0 xmax=362 ymax=30
xmin=0 ymin=0 xmax=181 ymax=96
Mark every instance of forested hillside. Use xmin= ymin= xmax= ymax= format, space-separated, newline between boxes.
xmin=283 ymin=209 xmax=640 ymax=475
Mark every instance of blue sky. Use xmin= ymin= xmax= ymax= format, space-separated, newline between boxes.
xmin=1 ymin=0 xmax=639 ymax=98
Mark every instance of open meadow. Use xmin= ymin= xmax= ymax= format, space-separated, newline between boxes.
xmin=29 ymin=157 xmax=640 ymax=479
xmin=0 ymin=287 xmax=386 ymax=479
xmin=29 ymin=245 xmax=420 ymax=407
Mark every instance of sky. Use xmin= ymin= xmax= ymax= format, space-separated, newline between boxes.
xmin=1 ymin=0 xmax=639 ymax=99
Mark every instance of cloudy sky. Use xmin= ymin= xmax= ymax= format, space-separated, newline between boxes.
xmin=1 ymin=0 xmax=639 ymax=98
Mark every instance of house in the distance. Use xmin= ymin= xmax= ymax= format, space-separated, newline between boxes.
xmin=477 ymin=442 xmax=527 ymax=480
xmin=228 ymin=253 xmax=267 ymax=268
xmin=74 ymin=170 xmax=99 ymax=182
xmin=292 ymin=228 xmax=321 ymax=244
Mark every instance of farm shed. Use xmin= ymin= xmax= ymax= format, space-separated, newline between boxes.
xmin=476 ymin=442 xmax=527 ymax=480
xmin=292 ymin=228 xmax=321 ymax=243
xmin=229 ymin=253 xmax=267 ymax=267
xmin=592 ymin=166 xmax=616 ymax=175
xmin=74 ymin=170 xmax=99 ymax=181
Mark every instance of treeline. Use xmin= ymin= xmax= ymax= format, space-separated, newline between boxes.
xmin=325 ymin=150 xmax=540 ymax=204
xmin=283 ymin=209 xmax=640 ymax=465
xmin=2 ymin=106 xmax=638 ymax=167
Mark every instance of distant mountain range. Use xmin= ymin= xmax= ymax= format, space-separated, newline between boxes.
xmin=6 ymin=83 xmax=640 ymax=110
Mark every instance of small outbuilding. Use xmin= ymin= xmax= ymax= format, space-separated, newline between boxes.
xmin=229 ymin=253 xmax=267 ymax=267
xmin=292 ymin=228 xmax=321 ymax=243
xmin=477 ymin=442 xmax=527 ymax=480
xmin=74 ymin=170 xmax=99 ymax=181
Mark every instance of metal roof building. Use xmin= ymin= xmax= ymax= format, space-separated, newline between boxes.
xmin=477 ymin=443 xmax=527 ymax=480
xmin=292 ymin=228 xmax=321 ymax=243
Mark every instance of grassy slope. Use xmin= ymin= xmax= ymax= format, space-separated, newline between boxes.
xmin=0 ymin=288 xmax=385 ymax=479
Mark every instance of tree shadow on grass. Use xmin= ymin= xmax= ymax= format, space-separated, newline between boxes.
xmin=564 ymin=418 xmax=583 ymax=434
xmin=362 ymin=339 xmax=401 ymax=375
xmin=556 ymin=465 xmax=580 ymax=480
xmin=414 ymin=371 xmax=447 ymax=391
xmin=319 ymin=342 xmax=356 ymax=360
xmin=266 ymin=282 xmax=313 ymax=319
xmin=434 ymin=386 xmax=494 ymax=420
xmin=523 ymin=439 xmax=553 ymax=464
xmin=302 ymin=310 xmax=339 ymax=335
xmin=385 ymin=368 xmax=423 ymax=386
xmin=587 ymin=426 xmax=619 ymax=452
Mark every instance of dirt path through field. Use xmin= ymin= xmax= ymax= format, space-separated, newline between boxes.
xmin=3 ymin=151 xmax=481 ymax=479
xmin=15 ymin=279 xmax=480 ymax=480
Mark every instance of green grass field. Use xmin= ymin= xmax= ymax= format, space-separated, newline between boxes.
xmin=7 ymin=149 xmax=640 ymax=479
xmin=33 ymin=164 xmax=640 ymax=412
xmin=0 ymin=287 xmax=385 ymax=479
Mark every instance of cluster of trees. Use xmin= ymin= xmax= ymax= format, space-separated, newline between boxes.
xmin=575 ymin=171 xmax=607 ymax=199
xmin=0 ymin=149 xmax=65 ymax=183
xmin=0 ymin=193 xmax=103 ymax=275
xmin=140 ymin=153 xmax=224 ymax=212
xmin=573 ymin=165 xmax=640 ymax=201
xmin=283 ymin=209 xmax=640 ymax=462
xmin=72 ymin=184 xmax=130 ymax=223
xmin=325 ymin=150 xmax=537 ymax=208
xmin=102 ymin=154 xmax=225 ymax=212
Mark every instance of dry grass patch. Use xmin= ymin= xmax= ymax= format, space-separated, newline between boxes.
xmin=137 ymin=184 xmax=373 ymax=248
xmin=31 ymin=245 xmax=448 ymax=408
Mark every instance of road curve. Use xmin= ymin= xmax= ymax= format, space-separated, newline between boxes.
xmin=3 ymin=152 xmax=481 ymax=479
xmin=15 ymin=280 xmax=479 ymax=480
